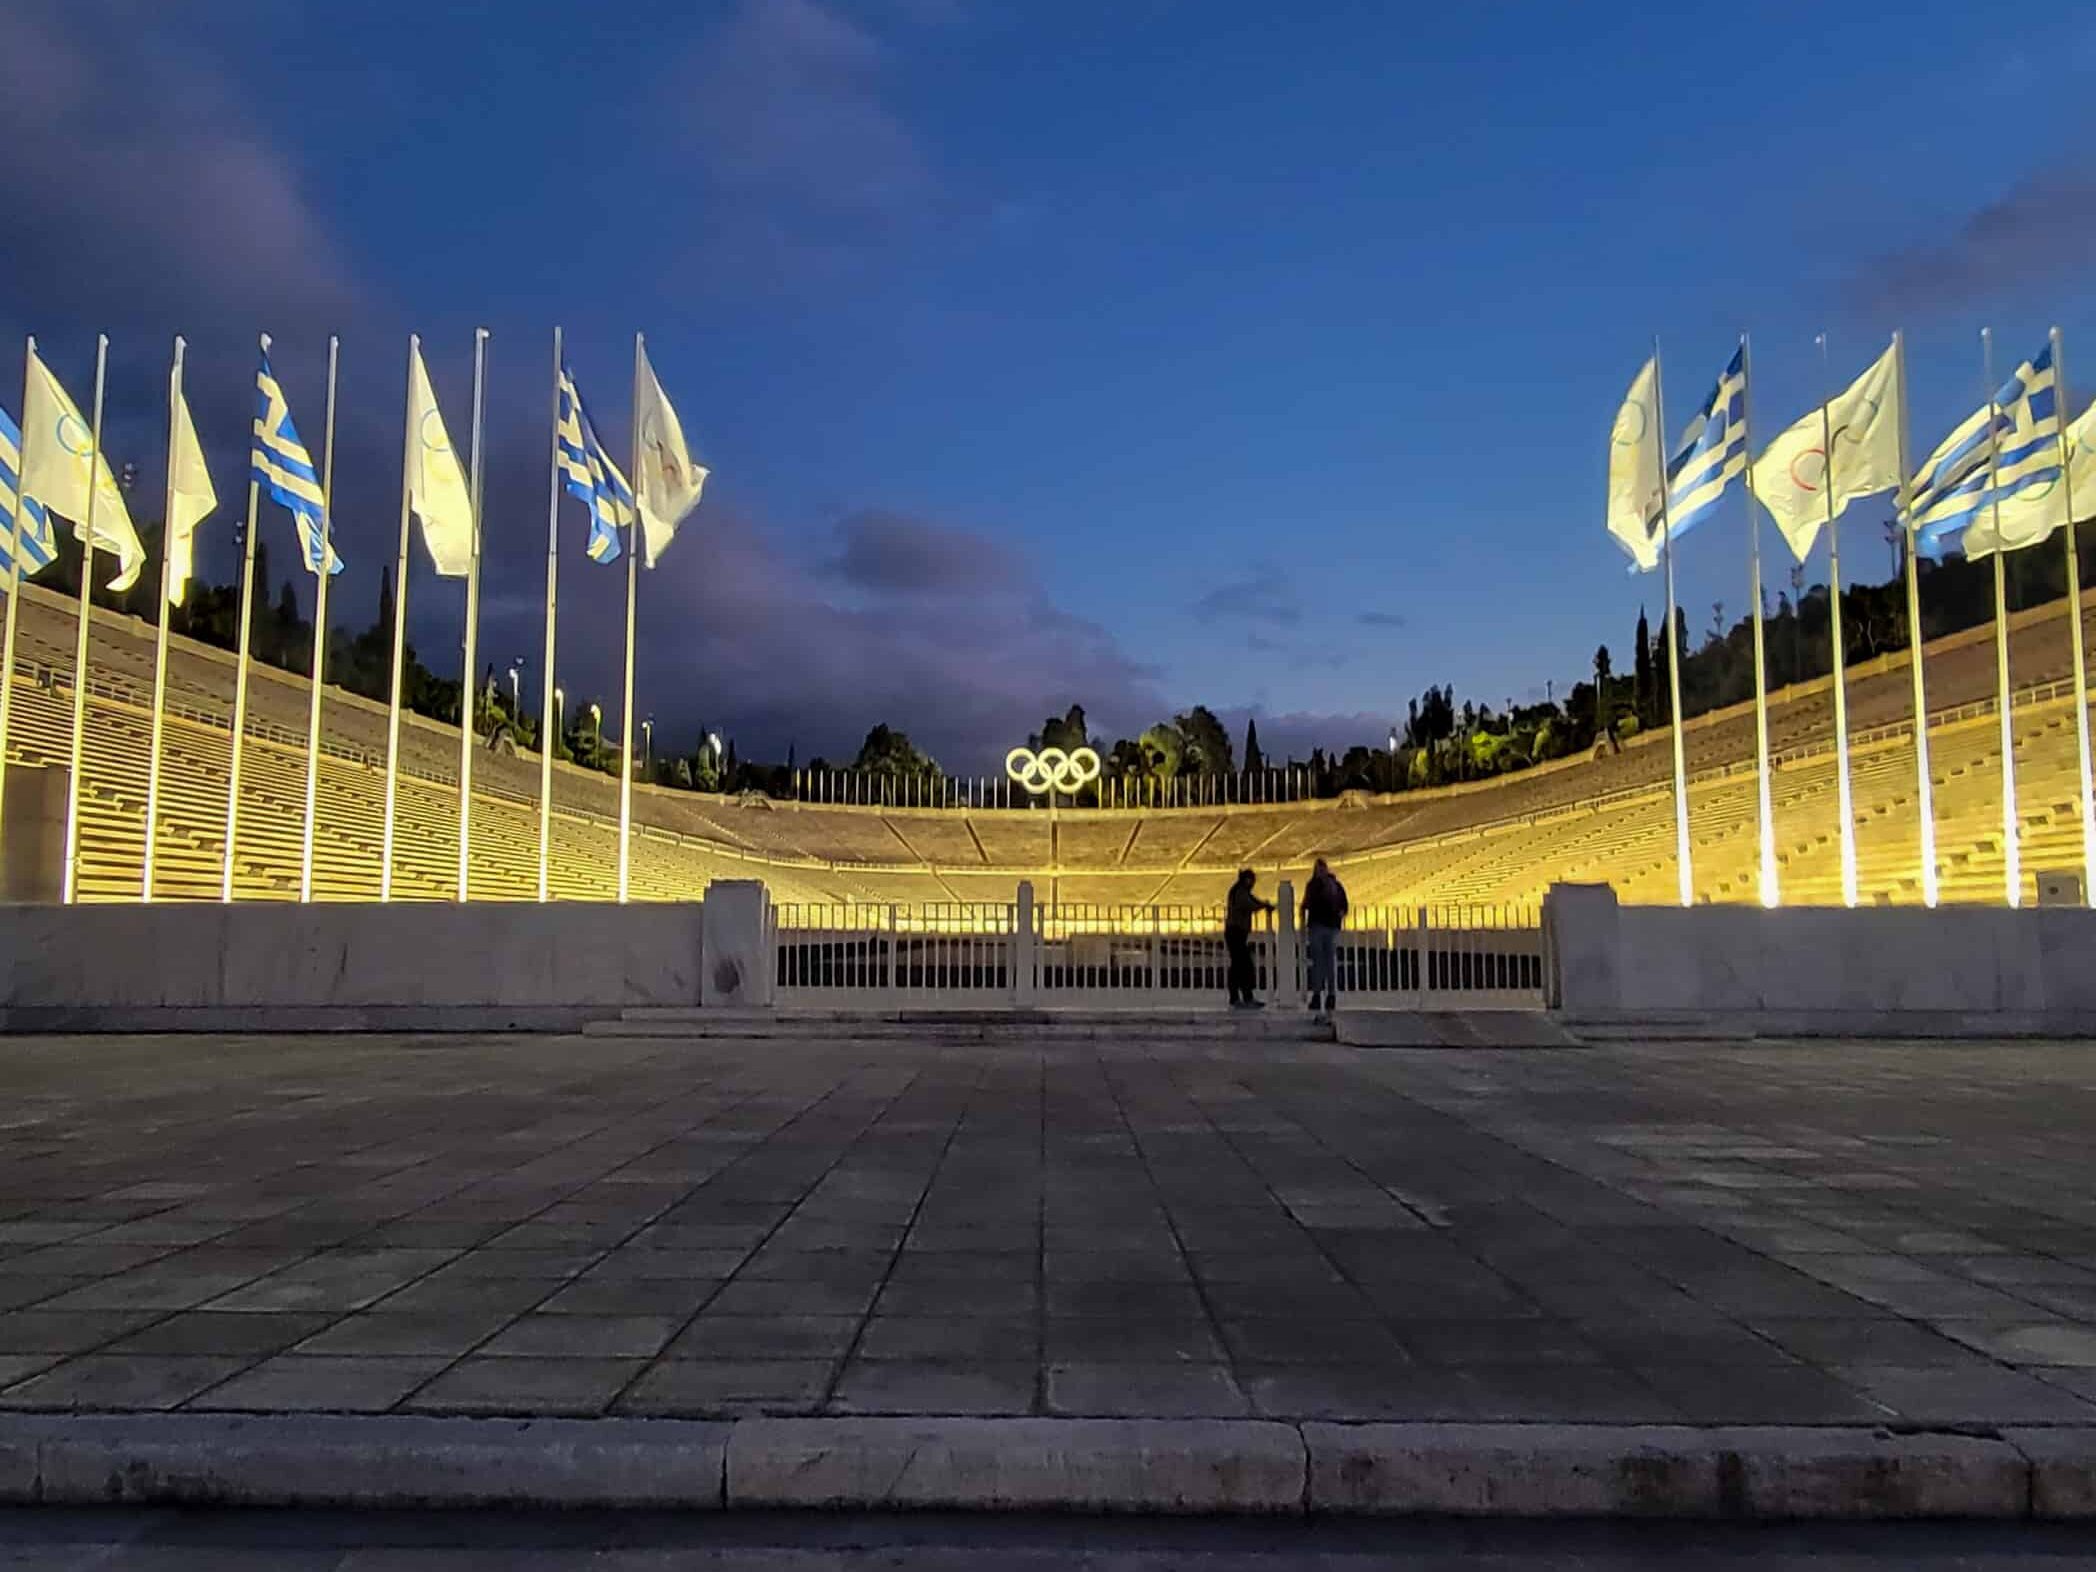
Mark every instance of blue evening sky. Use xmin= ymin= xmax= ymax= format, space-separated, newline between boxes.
xmin=4 ymin=1 xmax=2094 ymax=766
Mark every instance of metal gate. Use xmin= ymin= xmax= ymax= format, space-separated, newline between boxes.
xmin=770 ymin=885 xmax=1543 ymax=1010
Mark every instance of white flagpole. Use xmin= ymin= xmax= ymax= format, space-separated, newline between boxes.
xmin=379 ymin=336 xmax=416 ymax=902
xmin=1652 ymin=339 xmax=1693 ymax=907
xmin=538 ymin=326 xmax=562 ymax=903
xmin=298 ymin=336 xmax=340 ymax=903
xmin=457 ymin=327 xmax=488 ymax=903
xmin=1817 ymin=333 xmax=1858 ymax=908
xmin=1983 ymin=328 xmax=2021 ymax=907
xmin=221 ymin=335 xmax=267 ymax=903
xmin=1740 ymin=333 xmax=1778 ymax=908
xmin=2052 ymin=326 xmax=2094 ymax=905
xmin=60 ymin=333 xmax=109 ymax=905
xmin=0 ymin=337 xmax=32 ymax=857
xmin=617 ymin=331 xmax=642 ymax=903
xmin=142 ymin=335 xmax=184 ymax=901
xmin=1894 ymin=333 xmax=1938 ymax=907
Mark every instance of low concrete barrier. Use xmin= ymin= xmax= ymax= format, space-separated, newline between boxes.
xmin=0 ymin=900 xmax=704 ymax=1032
xmin=1544 ymin=882 xmax=2096 ymax=1034
xmin=0 ymin=1413 xmax=2083 ymax=1517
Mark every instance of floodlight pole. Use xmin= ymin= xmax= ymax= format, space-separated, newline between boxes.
xmin=458 ymin=327 xmax=488 ymax=903
xmin=142 ymin=335 xmax=184 ymax=901
xmin=380 ymin=337 xmax=417 ymax=902
xmin=1740 ymin=333 xmax=1778 ymax=908
xmin=2052 ymin=327 xmax=2094 ymax=904
xmin=539 ymin=327 xmax=563 ymax=902
xmin=0 ymin=337 xmax=36 ymax=859
xmin=221 ymin=336 xmax=267 ymax=903
xmin=1982 ymin=328 xmax=2021 ymax=907
xmin=297 ymin=335 xmax=339 ymax=903
xmin=1653 ymin=339 xmax=1694 ymax=907
xmin=1817 ymin=334 xmax=1857 ymax=908
xmin=60 ymin=334 xmax=110 ymax=905
xmin=1892 ymin=333 xmax=1939 ymax=907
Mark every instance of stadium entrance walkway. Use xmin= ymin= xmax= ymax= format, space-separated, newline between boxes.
xmin=0 ymin=1031 xmax=2092 ymax=1513
xmin=2 ymin=1030 xmax=2094 ymax=1427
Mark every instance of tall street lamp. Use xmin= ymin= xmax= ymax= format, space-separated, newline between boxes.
xmin=642 ymin=718 xmax=653 ymax=775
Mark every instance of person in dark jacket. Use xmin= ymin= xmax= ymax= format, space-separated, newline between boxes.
xmin=1301 ymin=858 xmax=1349 ymax=1019
xmin=1223 ymin=868 xmax=1273 ymax=1008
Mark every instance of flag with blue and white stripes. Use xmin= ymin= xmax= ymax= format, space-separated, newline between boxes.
xmin=252 ymin=346 xmax=343 ymax=576
xmin=1911 ymin=342 xmax=2061 ymax=561
xmin=556 ymin=364 xmax=632 ymax=565
xmin=1663 ymin=346 xmax=1749 ymax=540
xmin=0 ymin=406 xmax=57 ymax=584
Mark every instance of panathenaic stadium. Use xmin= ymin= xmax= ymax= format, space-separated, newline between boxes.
xmin=5 ymin=578 xmax=2093 ymax=923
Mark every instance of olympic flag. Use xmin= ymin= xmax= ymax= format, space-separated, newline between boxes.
xmin=21 ymin=347 xmax=146 ymax=591
xmin=632 ymin=340 xmax=707 ymax=569
xmin=164 ymin=375 xmax=217 ymax=607
xmin=406 ymin=340 xmax=474 ymax=576
xmin=1606 ymin=358 xmax=1665 ymax=571
xmin=1749 ymin=340 xmax=1902 ymax=562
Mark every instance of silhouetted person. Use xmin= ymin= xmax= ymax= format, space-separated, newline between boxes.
xmin=1225 ymin=868 xmax=1272 ymax=1008
xmin=1301 ymin=857 xmax=1350 ymax=1020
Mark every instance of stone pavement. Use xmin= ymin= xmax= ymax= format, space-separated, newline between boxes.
xmin=0 ymin=1031 xmax=2093 ymax=1430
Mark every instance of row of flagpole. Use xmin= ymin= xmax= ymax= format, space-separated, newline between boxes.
xmin=0 ymin=328 xmax=707 ymax=906
xmin=1610 ymin=325 xmax=2092 ymax=911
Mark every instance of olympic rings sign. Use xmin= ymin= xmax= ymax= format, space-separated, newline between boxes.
xmin=1005 ymin=745 xmax=1100 ymax=796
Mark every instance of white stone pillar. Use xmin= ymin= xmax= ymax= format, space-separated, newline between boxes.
xmin=700 ymin=879 xmax=774 ymax=1008
xmin=1542 ymin=882 xmax=1620 ymax=1011
xmin=1014 ymin=880 xmax=1036 ymax=1005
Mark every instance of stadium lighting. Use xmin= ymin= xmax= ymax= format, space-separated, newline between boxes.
xmin=642 ymin=718 xmax=653 ymax=773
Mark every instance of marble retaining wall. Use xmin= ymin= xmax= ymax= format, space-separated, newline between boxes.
xmin=1544 ymin=882 xmax=2096 ymax=1032
xmin=0 ymin=901 xmax=704 ymax=1031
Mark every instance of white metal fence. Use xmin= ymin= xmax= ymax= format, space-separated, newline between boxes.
xmin=768 ymin=884 xmax=1543 ymax=1010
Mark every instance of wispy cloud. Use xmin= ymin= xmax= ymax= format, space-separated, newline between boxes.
xmin=826 ymin=509 xmax=1028 ymax=597
xmin=1356 ymin=610 xmax=1407 ymax=629
xmin=1848 ymin=164 xmax=2096 ymax=315
xmin=0 ymin=2 xmax=363 ymax=347
xmin=667 ymin=0 xmax=938 ymax=278
xmin=476 ymin=498 xmax=1162 ymax=769
xmin=1191 ymin=565 xmax=1303 ymax=627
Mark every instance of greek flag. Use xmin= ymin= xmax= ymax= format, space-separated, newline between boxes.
xmin=1664 ymin=346 xmax=1748 ymax=539
xmin=0 ymin=406 xmax=57 ymax=583
xmin=556 ymin=365 xmax=632 ymax=565
xmin=252 ymin=346 xmax=343 ymax=576
xmin=1912 ymin=342 xmax=2061 ymax=561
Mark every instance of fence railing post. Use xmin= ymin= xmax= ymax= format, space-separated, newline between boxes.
xmin=1417 ymin=903 xmax=1432 ymax=1007
xmin=1014 ymin=880 xmax=1036 ymax=1006
xmin=1276 ymin=880 xmax=1296 ymax=1005
xmin=889 ymin=903 xmax=904 ymax=1005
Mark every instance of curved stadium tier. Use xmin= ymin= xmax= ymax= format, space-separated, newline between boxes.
xmin=4 ymin=582 xmax=2093 ymax=913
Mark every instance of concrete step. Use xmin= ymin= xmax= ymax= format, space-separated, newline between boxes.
xmin=587 ymin=1007 xmax=1335 ymax=1042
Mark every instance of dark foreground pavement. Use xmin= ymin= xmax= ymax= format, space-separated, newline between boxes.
xmin=2 ymin=1507 xmax=2094 ymax=1569
xmin=0 ymin=1030 xmax=2092 ymax=1516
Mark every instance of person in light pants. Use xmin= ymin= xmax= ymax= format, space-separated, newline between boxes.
xmin=1301 ymin=857 xmax=1349 ymax=1021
